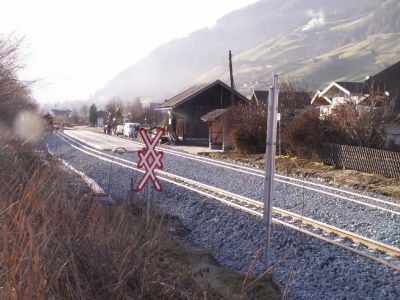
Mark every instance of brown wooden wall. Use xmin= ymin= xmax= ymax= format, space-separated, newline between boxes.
xmin=174 ymin=85 xmax=244 ymax=139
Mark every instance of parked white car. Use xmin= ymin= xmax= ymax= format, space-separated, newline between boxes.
xmin=115 ymin=125 xmax=124 ymax=136
xmin=123 ymin=123 xmax=140 ymax=138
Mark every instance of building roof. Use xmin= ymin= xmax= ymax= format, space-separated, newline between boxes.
xmin=311 ymin=81 xmax=369 ymax=105
xmin=156 ymin=79 xmax=249 ymax=110
xmin=97 ymin=110 xmax=108 ymax=118
xmin=51 ymin=109 xmax=71 ymax=116
xmin=252 ymin=90 xmax=311 ymax=103
xmin=335 ymin=81 xmax=369 ymax=94
xmin=251 ymin=90 xmax=269 ymax=102
xmin=200 ymin=109 xmax=229 ymax=122
xmin=311 ymin=81 xmax=368 ymax=105
xmin=311 ymin=90 xmax=331 ymax=105
xmin=372 ymin=60 xmax=400 ymax=80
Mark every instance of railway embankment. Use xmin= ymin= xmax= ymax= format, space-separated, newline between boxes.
xmin=46 ymin=131 xmax=400 ymax=299
xmin=209 ymin=152 xmax=400 ymax=199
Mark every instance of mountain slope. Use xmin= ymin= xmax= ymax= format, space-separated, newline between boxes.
xmin=94 ymin=0 xmax=374 ymax=104
xmin=197 ymin=0 xmax=400 ymax=94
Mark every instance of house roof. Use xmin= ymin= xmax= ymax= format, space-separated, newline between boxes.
xmin=251 ymin=90 xmax=269 ymax=102
xmin=372 ymin=60 xmax=400 ymax=80
xmin=311 ymin=90 xmax=331 ymax=105
xmin=200 ymin=109 xmax=229 ymax=122
xmin=335 ymin=82 xmax=369 ymax=94
xmin=311 ymin=81 xmax=369 ymax=105
xmin=156 ymin=79 xmax=249 ymax=110
xmin=253 ymin=89 xmax=311 ymax=105
xmin=52 ymin=109 xmax=72 ymax=116
xmin=312 ymin=81 xmax=368 ymax=103
xmin=97 ymin=110 xmax=108 ymax=118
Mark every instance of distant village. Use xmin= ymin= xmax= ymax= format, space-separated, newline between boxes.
xmin=49 ymin=58 xmax=400 ymax=155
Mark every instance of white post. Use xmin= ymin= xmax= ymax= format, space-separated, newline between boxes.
xmin=263 ymin=74 xmax=279 ymax=268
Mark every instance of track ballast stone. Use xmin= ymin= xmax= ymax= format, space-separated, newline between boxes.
xmin=46 ymin=133 xmax=400 ymax=299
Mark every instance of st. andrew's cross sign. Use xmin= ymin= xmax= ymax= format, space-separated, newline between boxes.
xmin=135 ymin=128 xmax=164 ymax=192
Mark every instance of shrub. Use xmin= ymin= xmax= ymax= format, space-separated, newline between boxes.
xmin=282 ymin=108 xmax=344 ymax=157
xmin=0 ymin=36 xmax=36 ymax=127
xmin=227 ymin=102 xmax=267 ymax=153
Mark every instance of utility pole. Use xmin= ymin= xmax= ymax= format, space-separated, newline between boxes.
xmin=229 ymin=50 xmax=235 ymax=104
xmin=263 ymin=74 xmax=279 ymax=268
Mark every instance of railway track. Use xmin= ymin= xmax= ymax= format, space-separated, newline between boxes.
xmin=71 ymin=130 xmax=400 ymax=215
xmin=56 ymin=131 xmax=400 ymax=271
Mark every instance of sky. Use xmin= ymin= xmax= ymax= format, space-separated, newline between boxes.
xmin=1 ymin=0 xmax=258 ymax=104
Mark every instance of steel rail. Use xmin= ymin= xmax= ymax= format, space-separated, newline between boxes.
xmin=77 ymin=129 xmax=400 ymax=209
xmin=57 ymin=132 xmax=400 ymax=271
xmin=66 ymin=130 xmax=400 ymax=214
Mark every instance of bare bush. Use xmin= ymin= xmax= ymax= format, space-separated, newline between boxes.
xmin=283 ymin=94 xmax=399 ymax=157
xmin=279 ymin=77 xmax=312 ymax=125
xmin=228 ymin=101 xmax=267 ymax=153
xmin=331 ymin=93 xmax=398 ymax=149
xmin=0 ymin=35 xmax=36 ymax=127
xmin=283 ymin=108 xmax=325 ymax=157
xmin=228 ymin=78 xmax=312 ymax=153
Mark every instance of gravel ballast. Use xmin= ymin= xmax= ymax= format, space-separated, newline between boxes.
xmin=47 ymin=133 xmax=400 ymax=299
xmin=64 ymin=131 xmax=400 ymax=248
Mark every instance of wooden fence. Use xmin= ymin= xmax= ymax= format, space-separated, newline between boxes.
xmin=315 ymin=143 xmax=400 ymax=179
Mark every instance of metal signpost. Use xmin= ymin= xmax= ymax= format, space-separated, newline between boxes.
xmin=263 ymin=74 xmax=279 ymax=268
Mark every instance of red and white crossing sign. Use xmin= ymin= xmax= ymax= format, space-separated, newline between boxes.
xmin=135 ymin=128 xmax=164 ymax=192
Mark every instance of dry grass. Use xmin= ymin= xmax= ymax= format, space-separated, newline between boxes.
xmin=0 ymin=136 xmax=281 ymax=299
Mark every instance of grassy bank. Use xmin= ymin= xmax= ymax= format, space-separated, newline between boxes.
xmin=209 ymin=151 xmax=400 ymax=199
xmin=0 ymin=135 xmax=280 ymax=299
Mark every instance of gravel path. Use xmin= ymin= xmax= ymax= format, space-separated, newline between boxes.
xmin=47 ymin=133 xmax=400 ymax=299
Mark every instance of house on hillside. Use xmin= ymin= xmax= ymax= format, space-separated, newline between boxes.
xmin=156 ymin=80 xmax=249 ymax=144
xmin=311 ymin=82 xmax=369 ymax=117
xmin=312 ymin=60 xmax=400 ymax=118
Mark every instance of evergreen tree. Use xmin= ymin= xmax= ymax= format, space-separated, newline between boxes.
xmin=89 ymin=104 xmax=97 ymax=126
xmin=115 ymin=106 xmax=124 ymax=125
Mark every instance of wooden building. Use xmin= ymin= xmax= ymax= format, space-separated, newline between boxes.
xmin=156 ymin=80 xmax=248 ymax=143
xmin=201 ymin=109 xmax=232 ymax=150
xmin=51 ymin=109 xmax=72 ymax=124
xmin=367 ymin=60 xmax=400 ymax=111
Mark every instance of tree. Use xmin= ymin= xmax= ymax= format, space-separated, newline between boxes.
xmin=71 ymin=108 xmax=80 ymax=123
xmin=115 ymin=106 xmax=124 ymax=125
xmin=89 ymin=104 xmax=97 ymax=126
xmin=105 ymin=97 xmax=123 ymax=125
xmin=0 ymin=35 xmax=36 ymax=127
xmin=128 ymin=97 xmax=144 ymax=122
xmin=80 ymin=104 xmax=89 ymax=117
